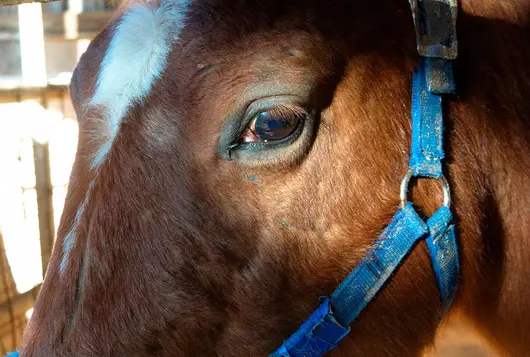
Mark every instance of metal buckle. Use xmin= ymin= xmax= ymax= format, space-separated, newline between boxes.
xmin=409 ymin=0 xmax=458 ymax=59
xmin=400 ymin=169 xmax=452 ymax=209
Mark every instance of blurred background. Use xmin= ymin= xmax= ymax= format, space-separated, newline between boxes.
xmin=0 ymin=0 xmax=115 ymax=352
xmin=0 ymin=0 xmax=499 ymax=355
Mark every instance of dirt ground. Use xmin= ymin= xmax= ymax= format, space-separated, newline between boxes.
xmin=426 ymin=320 xmax=499 ymax=357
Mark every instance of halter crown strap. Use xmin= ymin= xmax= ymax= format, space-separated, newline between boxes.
xmin=270 ymin=2 xmax=459 ymax=356
xmin=409 ymin=58 xmax=446 ymax=178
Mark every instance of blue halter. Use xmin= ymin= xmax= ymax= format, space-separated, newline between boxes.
xmin=270 ymin=1 xmax=459 ymax=356
xmin=6 ymin=2 xmax=458 ymax=357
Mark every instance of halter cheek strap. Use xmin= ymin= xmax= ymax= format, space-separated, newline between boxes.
xmin=270 ymin=1 xmax=459 ymax=356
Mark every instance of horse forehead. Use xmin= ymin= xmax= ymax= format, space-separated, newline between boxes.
xmin=172 ymin=0 xmax=336 ymax=54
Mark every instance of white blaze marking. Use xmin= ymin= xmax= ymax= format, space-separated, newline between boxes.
xmin=60 ymin=0 xmax=191 ymax=274
xmin=60 ymin=181 xmax=94 ymax=273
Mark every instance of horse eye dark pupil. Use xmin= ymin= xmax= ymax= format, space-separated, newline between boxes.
xmin=255 ymin=112 xmax=298 ymax=141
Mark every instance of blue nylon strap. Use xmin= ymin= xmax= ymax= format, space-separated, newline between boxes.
xmin=409 ymin=58 xmax=445 ymax=178
xmin=6 ymin=353 xmax=19 ymax=356
xmin=270 ymin=204 xmax=429 ymax=357
xmin=270 ymin=204 xmax=458 ymax=357
xmin=269 ymin=298 xmax=350 ymax=357
xmin=425 ymin=57 xmax=455 ymax=94
xmin=409 ymin=57 xmax=459 ymax=311
xmin=329 ymin=203 xmax=428 ymax=326
xmin=425 ymin=207 xmax=459 ymax=311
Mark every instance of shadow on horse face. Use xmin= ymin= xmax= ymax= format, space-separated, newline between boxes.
xmin=19 ymin=1 xmax=530 ymax=356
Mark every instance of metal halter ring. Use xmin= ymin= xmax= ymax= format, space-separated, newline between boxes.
xmin=400 ymin=169 xmax=452 ymax=209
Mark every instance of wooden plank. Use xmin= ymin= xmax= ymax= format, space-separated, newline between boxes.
xmin=0 ymin=12 xmax=113 ymax=38
xmin=0 ymin=0 xmax=56 ymax=6
xmin=0 ymin=85 xmax=68 ymax=103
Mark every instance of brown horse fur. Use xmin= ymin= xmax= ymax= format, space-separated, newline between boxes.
xmin=20 ymin=0 xmax=530 ymax=356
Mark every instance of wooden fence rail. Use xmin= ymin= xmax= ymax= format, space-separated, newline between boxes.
xmin=0 ymin=0 xmax=57 ymax=6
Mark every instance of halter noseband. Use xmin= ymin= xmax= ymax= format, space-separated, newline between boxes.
xmin=270 ymin=1 xmax=459 ymax=356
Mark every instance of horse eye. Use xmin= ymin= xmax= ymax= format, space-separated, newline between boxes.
xmin=241 ymin=109 xmax=302 ymax=143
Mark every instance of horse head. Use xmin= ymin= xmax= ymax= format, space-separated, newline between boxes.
xmin=19 ymin=0 xmax=530 ymax=356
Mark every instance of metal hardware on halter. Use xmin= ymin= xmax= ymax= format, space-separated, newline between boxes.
xmin=409 ymin=0 xmax=458 ymax=95
xmin=409 ymin=0 xmax=458 ymax=60
xmin=400 ymin=169 xmax=452 ymax=208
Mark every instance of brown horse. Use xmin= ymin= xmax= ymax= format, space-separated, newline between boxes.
xmin=19 ymin=0 xmax=530 ymax=356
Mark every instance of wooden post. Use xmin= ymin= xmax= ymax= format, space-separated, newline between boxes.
xmin=0 ymin=232 xmax=18 ymax=352
xmin=32 ymin=139 xmax=55 ymax=279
